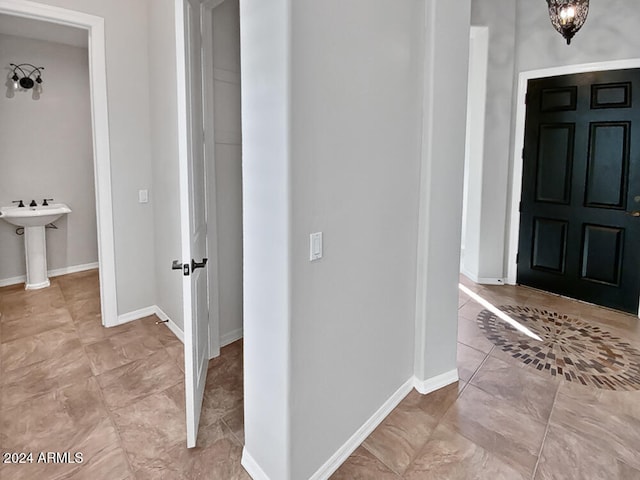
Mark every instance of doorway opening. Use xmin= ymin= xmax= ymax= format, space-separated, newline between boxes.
xmin=201 ymin=0 xmax=244 ymax=359
xmin=176 ymin=0 xmax=244 ymax=446
xmin=460 ymin=26 xmax=489 ymax=283
xmin=0 ymin=0 xmax=117 ymax=326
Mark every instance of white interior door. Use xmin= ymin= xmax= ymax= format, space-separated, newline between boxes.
xmin=177 ymin=0 xmax=209 ymax=448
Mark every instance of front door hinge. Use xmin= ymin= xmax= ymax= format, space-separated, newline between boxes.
xmin=516 ymin=252 xmax=520 ymax=264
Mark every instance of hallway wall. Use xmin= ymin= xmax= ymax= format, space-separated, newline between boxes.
xmin=0 ymin=34 xmax=97 ymax=284
xmin=241 ymin=0 xmax=470 ymax=478
xmin=147 ymin=0 xmax=183 ymax=329
xmin=289 ymin=1 xmax=424 ymax=476
xmin=469 ymin=0 xmax=516 ymax=282
xmin=515 ymin=0 xmax=640 ymax=72
xmin=27 ymin=0 xmax=156 ymax=316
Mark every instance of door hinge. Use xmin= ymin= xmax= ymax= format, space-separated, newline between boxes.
xmin=516 ymin=252 xmax=519 ymax=263
xmin=525 ymin=92 xmax=529 ymax=104
xmin=519 ymin=201 xmax=522 ymax=212
xmin=522 ymin=147 xmax=525 ymax=159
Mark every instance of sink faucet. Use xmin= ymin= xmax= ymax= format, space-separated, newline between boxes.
xmin=12 ymin=200 xmax=25 ymax=208
xmin=29 ymin=200 xmax=37 ymax=207
xmin=42 ymin=198 xmax=53 ymax=206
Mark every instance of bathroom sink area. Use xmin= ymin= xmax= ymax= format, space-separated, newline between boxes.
xmin=0 ymin=203 xmax=72 ymax=227
xmin=0 ymin=202 xmax=72 ymax=289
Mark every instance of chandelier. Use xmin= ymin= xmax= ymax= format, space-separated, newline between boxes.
xmin=546 ymin=0 xmax=589 ymax=45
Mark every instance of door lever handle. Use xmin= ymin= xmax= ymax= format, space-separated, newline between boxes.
xmin=626 ymin=211 xmax=640 ymax=217
xmin=191 ymin=258 xmax=208 ymax=270
xmin=172 ymin=260 xmax=190 ymax=276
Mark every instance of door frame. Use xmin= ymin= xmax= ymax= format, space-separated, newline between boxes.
xmin=460 ymin=26 xmax=489 ymax=282
xmin=201 ymin=0 xmax=225 ymax=359
xmin=506 ymin=58 xmax=640 ymax=315
xmin=0 ymin=0 xmax=118 ymax=325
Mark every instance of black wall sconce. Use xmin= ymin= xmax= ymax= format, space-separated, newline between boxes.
xmin=546 ymin=0 xmax=589 ymax=45
xmin=7 ymin=63 xmax=45 ymax=100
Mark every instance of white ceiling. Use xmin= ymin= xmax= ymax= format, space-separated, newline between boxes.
xmin=0 ymin=13 xmax=87 ymax=48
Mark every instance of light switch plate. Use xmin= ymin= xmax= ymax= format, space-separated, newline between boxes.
xmin=310 ymin=232 xmax=323 ymax=261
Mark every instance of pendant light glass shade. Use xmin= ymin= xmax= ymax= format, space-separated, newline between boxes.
xmin=547 ymin=0 xmax=589 ymax=45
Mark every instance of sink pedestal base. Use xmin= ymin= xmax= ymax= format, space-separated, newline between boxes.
xmin=24 ymin=225 xmax=51 ymax=290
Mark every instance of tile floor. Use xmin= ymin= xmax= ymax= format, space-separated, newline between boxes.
xmin=0 ymin=270 xmax=247 ymax=480
xmin=1 ymin=270 xmax=640 ymax=479
xmin=332 ymin=279 xmax=640 ymax=479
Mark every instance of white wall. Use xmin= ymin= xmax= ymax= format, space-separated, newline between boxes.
xmin=211 ymin=0 xmax=243 ymax=343
xmin=469 ymin=0 xmax=640 ymax=282
xmin=469 ymin=0 xmax=516 ymax=282
xmin=241 ymin=0 xmax=470 ymax=478
xmin=240 ymin=0 xmax=291 ymax=477
xmin=26 ymin=0 xmax=156 ymax=315
xmin=460 ymin=27 xmax=488 ymax=282
xmin=0 ymin=34 xmax=96 ymax=282
xmin=147 ymin=0 xmax=183 ymax=329
xmin=515 ymin=0 xmax=640 ymax=72
xmin=289 ymin=1 xmax=424 ymax=476
xmin=414 ymin=0 xmax=471 ymax=382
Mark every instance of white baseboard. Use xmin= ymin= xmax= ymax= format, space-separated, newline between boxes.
xmin=240 ymin=377 xmax=415 ymax=480
xmin=460 ymin=268 xmax=505 ymax=286
xmin=241 ymin=449 xmax=271 ymax=480
xmin=0 ymin=262 xmax=99 ymax=288
xmin=112 ymin=305 xmax=184 ymax=344
xmin=115 ymin=306 xmax=157 ymax=326
xmin=309 ymin=377 xmax=415 ymax=480
xmin=413 ymin=369 xmax=459 ymax=395
xmin=236 ymin=372 xmax=458 ymax=480
xmin=154 ymin=305 xmax=185 ymax=343
xmin=221 ymin=327 xmax=243 ymax=347
xmin=51 ymin=262 xmax=99 ymax=278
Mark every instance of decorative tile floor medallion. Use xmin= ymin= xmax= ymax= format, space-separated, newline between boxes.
xmin=476 ymin=306 xmax=640 ymax=390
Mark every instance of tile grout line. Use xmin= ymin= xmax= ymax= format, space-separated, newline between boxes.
xmin=360 ymin=443 xmax=403 ymax=479
xmin=401 ymin=379 xmax=475 ymax=478
xmin=397 ymin=382 xmax=469 ymax=478
xmin=61 ymin=280 xmax=141 ymax=479
xmin=465 ymin=345 xmax=494 ymax=387
xmin=530 ymin=381 xmax=561 ymax=480
xmin=68 ymin=291 xmax=139 ymax=480
xmin=93 ymin=377 xmax=138 ymax=478
xmin=96 ymin=362 xmax=187 ymax=479
xmin=220 ymin=417 xmax=243 ymax=447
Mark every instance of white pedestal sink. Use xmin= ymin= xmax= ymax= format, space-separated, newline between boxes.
xmin=0 ymin=203 xmax=72 ymax=289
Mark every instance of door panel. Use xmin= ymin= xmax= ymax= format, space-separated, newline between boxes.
xmin=518 ymin=68 xmax=640 ymax=313
xmin=585 ymin=122 xmax=629 ymax=208
xmin=591 ymin=83 xmax=631 ymax=109
xmin=531 ymin=217 xmax=568 ymax=273
xmin=581 ymin=224 xmax=623 ymax=286
xmin=535 ymin=124 xmax=574 ymax=204
xmin=540 ymin=86 xmax=577 ymax=112
xmin=179 ymin=0 xmax=209 ymax=448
